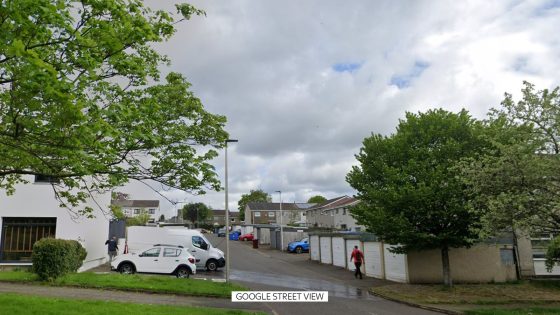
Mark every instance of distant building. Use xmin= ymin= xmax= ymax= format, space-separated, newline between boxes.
xmin=305 ymin=196 xmax=364 ymax=231
xmin=209 ymin=210 xmax=241 ymax=226
xmin=111 ymin=199 xmax=160 ymax=223
xmin=245 ymin=202 xmax=314 ymax=226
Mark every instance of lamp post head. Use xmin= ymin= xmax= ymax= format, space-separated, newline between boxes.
xmin=226 ymin=139 xmax=238 ymax=143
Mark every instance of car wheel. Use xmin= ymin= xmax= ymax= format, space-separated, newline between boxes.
xmin=119 ymin=262 xmax=135 ymax=274
xmin=206 ymin=259 xmax=218 ymax=271
xmin=176 ymin=266 xmax=190 ymax=278
xmin=296 ymin=246 xmax=303 ymax=254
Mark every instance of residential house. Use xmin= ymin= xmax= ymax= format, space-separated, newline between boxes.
xmin=305 ymin=196 xmax=364 ymax=231
xmin=245 ymin=202 xmax=313 ymax=225
xmin=209 ymin=210 xmax=241 ymax=226
xmin=111 ymin=199 xmax=160 ymax=223
xmin=0 ymin=176 xmax=110 ymax=271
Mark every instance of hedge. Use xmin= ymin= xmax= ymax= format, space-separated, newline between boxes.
xmin=31 ymin=238 xmax=87 ymax=281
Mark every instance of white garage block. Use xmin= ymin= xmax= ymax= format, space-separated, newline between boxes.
xmin=364 ymin=242 xmax=384 ymax=278
xmin=331 ymin=237 xmax=346 ymax=268
xmin=320 ymin=237 xmax=332 ymax=264
xmin=310 ymin=235 xmax=320 ymax=261
xmin=383 ymin=244 xmax=408 ymax=283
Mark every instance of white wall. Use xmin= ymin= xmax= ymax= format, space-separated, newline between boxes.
xmin=310 ymin=235 xmax=320 ymax=261
xmin=0 ymin=178 xmax=110 ymax=271
xmin=534 ymin=259 xmax=560 ymax=276
xmin=383 ymin=244 xmax=408 ymax=283
xmin=332 ymin=237 xmax=346 ymax=268
xmin=364 ymin=242 xmax=384 ymax=278
xmin=345 ymin=239 xmax=360 ymax=271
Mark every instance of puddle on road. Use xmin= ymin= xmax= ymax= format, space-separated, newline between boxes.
xmin=230 ymin=269 xmax=379 ymax=300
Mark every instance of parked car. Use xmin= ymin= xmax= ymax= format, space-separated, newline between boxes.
xmin=287 ymin=238 xmax=309 ymax=254
xmin=111 ymin=244 xmax=196 ymax=278
xmin=127 ymin=226 xmax=225 ymax=271
xmin=239 ymin=232 xmax=254 ymax=241
xmin=217 ymin=227 xmax=226 ymax=237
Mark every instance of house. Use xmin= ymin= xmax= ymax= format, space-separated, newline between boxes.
xmin=245 ymin=202 xmax=313 ymax=225
xmin=305 ymin=196 xmax=364 ymax=231
xmin=111 ymin=199 xmax=160 ymax=223
xmin=209 ymin=210 xmax=241 ymax=226
xmin=0 ymin=176 xmax=110 ymax=271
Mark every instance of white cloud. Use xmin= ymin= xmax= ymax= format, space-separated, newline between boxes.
xmin=120 ymin=0 xmax=560 ymax=214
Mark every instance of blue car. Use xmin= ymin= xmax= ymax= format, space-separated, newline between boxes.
xmin=287 ymin=238 xmax=309 ymax=254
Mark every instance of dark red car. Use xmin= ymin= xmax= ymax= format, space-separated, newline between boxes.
xmin=239 ymin=232 xmax=254 ymax=241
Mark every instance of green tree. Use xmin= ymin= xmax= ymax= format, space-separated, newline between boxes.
xmin=460 ymin=82 xmax=560 ymax=271
xmin=347 ymin=109 xmax=486 ymax=286
xmin=159 ymin=214 xmax=166 ymax=222
xmin=0 ymin=0 xmax=226 ymax=218
xmin=126 ymin=212 xmax=150 ymax=226
xmin=461 ymin=82 xmax=560 ymax=233
xmin=307 ymin=195 xmax=327 ymax=204
xmin=238 ymin=189 xmax=270 ymax=221
xmin=181 ymin=202 xmax=210 ymax=228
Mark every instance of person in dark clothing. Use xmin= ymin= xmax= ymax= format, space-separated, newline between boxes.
xmin=350 ymin=245 xmax=364 ymax=279
xmin=105 ymin=236 xmax=119 ymax=262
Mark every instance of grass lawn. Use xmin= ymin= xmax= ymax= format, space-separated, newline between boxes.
xmin=0 ymin=271 xmax=245 ymax=298
xmin=371 ymin=281 xmax=560 ymax=305
xmin=0 ymin=293 xmax=263 ymax=315
xmin=465 ymin=308 xmax=560 ymax=315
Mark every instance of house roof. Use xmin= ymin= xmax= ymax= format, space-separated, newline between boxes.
xmin=307 ymin=196 xmax=359 ymax=211
xmin=111 ymin=199 xmax=160 ymax=208
xmin=246 ymin=202 xmax=312 ymax=211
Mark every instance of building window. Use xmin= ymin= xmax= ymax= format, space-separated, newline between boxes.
xmin=1 ymin=217 xmax=57 ymax=262
xmin=268 ymin=212 xmax=275 ymax=217
xmin=336 ymin=209 xmax=339 ymax=214
xmin=231 ymin=218 xmax=235 ymax=222
xmin=341 ymin=224 xmax=347 ymax=230
xmin=343 ymin=208 xmax=346 ymax=215
xmin=34 ymin=175 xmax=60 ymax=184
xmin=134 ymin=209 xmax=140 ymax=214
xmin=148 ymin=209 xmax=156 ymax=214
xmin=254 ymin=212 xmax=261 ymax=217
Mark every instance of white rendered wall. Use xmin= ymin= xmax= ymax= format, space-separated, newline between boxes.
xmin=0 ymin=178 xmax=110 ymax=271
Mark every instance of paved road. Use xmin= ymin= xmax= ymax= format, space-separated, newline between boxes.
xmin=207 ymin=235 xmax=439 ymax=315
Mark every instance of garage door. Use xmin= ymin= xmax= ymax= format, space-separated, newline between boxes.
xmin=345 ymin=239 xmax=360 ymax=271
xmin=310 ymin=235 xmax=320 ymax=261
xmin=320 ymin=236 xmax=332 ymax=264
xmin=364 ymin=242 xmax=383 ymax=278
xmin=383 ymin=244 xmax=408 ymax=283
xmin=332 ymin=237 xmax=345 ymax=268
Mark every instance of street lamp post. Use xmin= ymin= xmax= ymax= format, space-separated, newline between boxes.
xmin=225 ymin=139 xmax=238 ymax=282
xmin=276 ymin=190 xmax=283 ymax=251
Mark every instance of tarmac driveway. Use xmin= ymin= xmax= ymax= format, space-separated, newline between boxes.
xmin=208 ymin=234 xmax=439 ymax=315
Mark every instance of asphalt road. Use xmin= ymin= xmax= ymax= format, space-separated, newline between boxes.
xmin=206 ymin=234 xmax=439 ymax=315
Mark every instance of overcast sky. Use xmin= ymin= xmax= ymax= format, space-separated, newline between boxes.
xmin=122 ymin=0 xmax=560 ymax=218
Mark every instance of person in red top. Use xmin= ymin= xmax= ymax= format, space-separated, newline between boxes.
xmin=350 ymin=245 xmax=364 ymax=279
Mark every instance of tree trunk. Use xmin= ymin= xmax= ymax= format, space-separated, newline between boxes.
xmin=441 ymin=246 xmax=452 ymax=287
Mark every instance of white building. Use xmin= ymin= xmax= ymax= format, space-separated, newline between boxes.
xmin=0 ymin=176 xmax=111 ymax=270
xmin=305 ymin=196 xmax=364 ymax=231
xmin=111 ymin=199 xmax=160 ymax=222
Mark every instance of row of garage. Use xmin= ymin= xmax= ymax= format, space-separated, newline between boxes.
xmin=309 ymin=233 xmax=408 ymax=282
xmin=309 ymin=232 xmax=520 ymax=283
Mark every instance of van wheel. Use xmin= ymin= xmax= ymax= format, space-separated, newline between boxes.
xmin=206 ymin=259 xmax=218 ymax=272
xmin=119 ymin=262 xmax=135 ymax=274
xmin=176 ymin=266 xmax=190 ymax=278
xmin=296 ymin=246 xmax=303 ymax=254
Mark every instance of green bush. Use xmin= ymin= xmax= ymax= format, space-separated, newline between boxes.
xmin=31 ymin=238 xmax=87 ymax=281
xmin=545 ymin=236 xmax=560 ymax=273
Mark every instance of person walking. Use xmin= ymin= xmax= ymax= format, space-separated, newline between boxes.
xmin=350 ymin=245 xmax=364 ymax=279
xmin=105 ymin=236 xmax=119 ymax=262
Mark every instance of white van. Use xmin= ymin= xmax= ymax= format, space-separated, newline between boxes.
xmin=126 ymin=226 xmax=225 ymax=271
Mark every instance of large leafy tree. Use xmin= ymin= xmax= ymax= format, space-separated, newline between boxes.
xmin=238 ymin=189 xmax=270 ymax=221
xmin=347 ymin=109 xmax=487 ymax=286
xmin=307 ymin=195 xmax=327 ymax=203
xmin=460 ymin=82 xmax=560 ymax=271
xmin=0 ymin=0 xmax=227 ymax=217
xmin=181 ymin=202 xmax=210 ymax=228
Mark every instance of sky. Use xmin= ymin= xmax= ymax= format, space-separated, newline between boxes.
xmin=122 ymin=0 xmax=560 ymax=219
